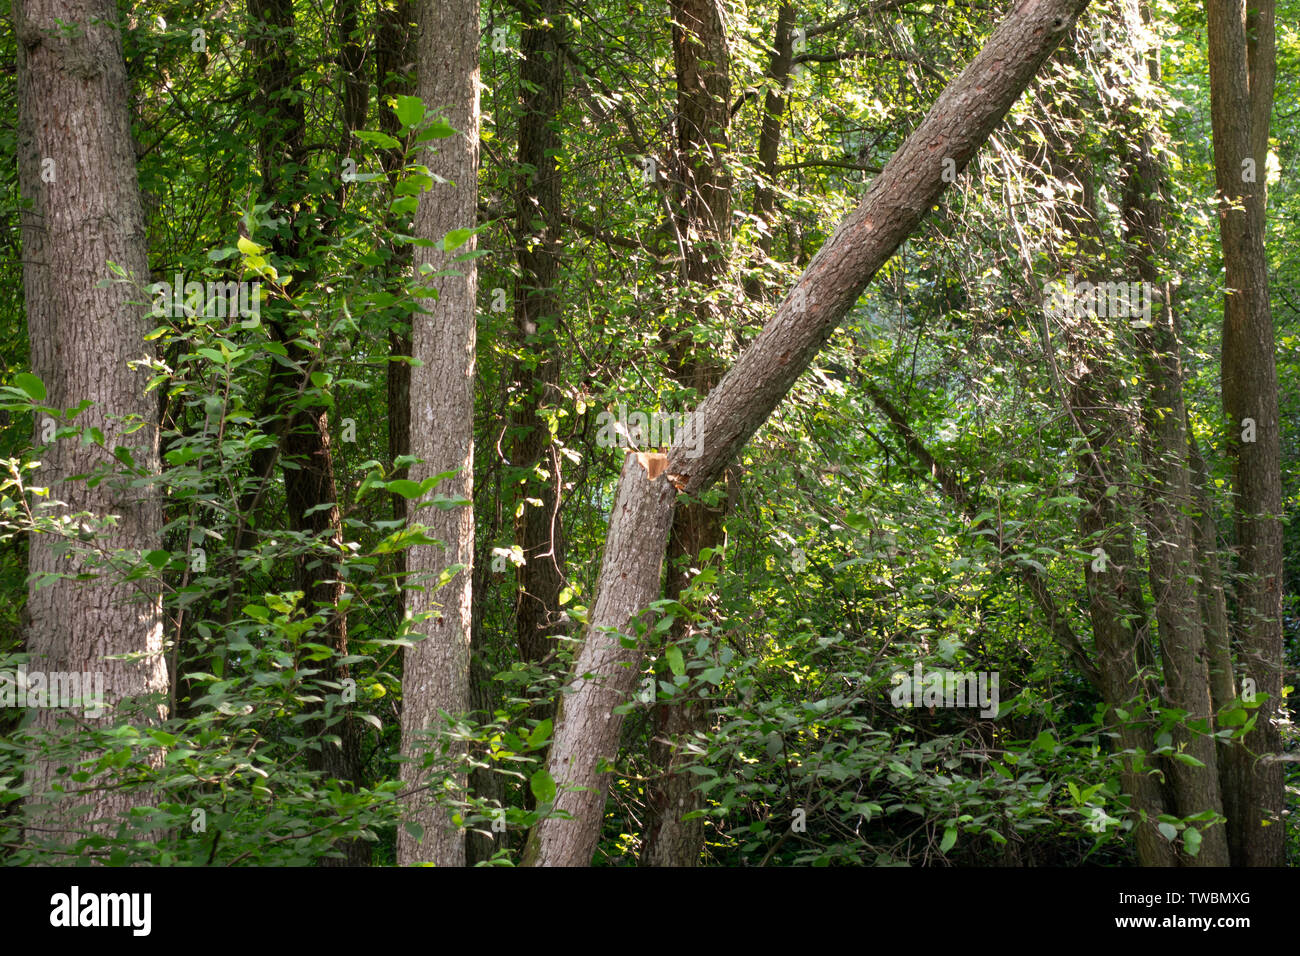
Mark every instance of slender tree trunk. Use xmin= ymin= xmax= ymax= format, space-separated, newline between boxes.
xmin=510 ymin=0 xmax=568 ymax=668
xmin=1119 ymin=0 xmax=1231 ymax=863
xmin=396 ymin=0 xmax=480 ymax=868
xmin=642 ymin=0 xmax=732 ymax=868
xmin=523 ymin=0 xmax=1096 ymax=866
xmin=378 ymin=0 xmax=414 ymax=528
xmin=15 ymin=0 xmax=168 ymax=838
xmin=753 ymin=2 xmax=793 ymax=265
xmin=1206 ymin=0 xmax=1284 ymax=867
xmin=246 ymin=0 xmax=371 ymax=865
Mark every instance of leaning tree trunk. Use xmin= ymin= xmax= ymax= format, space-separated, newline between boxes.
xmin=14 ymin=0 xmax=168 ymax=840
xmin=396 ymin=0 xmax=480 ymax=868
xmin=1205 ymin=0 xmax=1284 ymax=867
xmin=523 ymin=0 xmax=1096 ymax=866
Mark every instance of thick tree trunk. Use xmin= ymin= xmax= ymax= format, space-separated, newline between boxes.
xmin=1206 ymin=0 xmax=1284 ymax=867
xmin=523 ymin=0 xmax=1095 ymax=866
xmin=15 ymin=0 xmax=168 ymax=838
xmin=396 ymin=0 xmax=480 ymax=868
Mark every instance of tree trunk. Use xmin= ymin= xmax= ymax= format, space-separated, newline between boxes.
xmin=752 ymin=3 xmax=794 ymax=266
xmin=510 ymin=0 xmax=568 ymax=668
xmin=246 ymin=0 xmax=371 ymax=865
xmin=642 ymin=0 xmax=732 ymax=868
xmin=523 ymin=0 xmax=1096 ymax=866
xmin=521 ymin=453 xmax=679 ymax=867
xmin=396 ymin=0 xmax=480 ymax=868
xmin=15 ymin=0 xmax=168 ymax=839
xmin=1120 ymin=0 xmax=1231 ymax=864
xmin=1205 ymin=0 xmax=1284 ymax=867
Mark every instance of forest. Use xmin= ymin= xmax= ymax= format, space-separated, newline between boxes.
xmin=0 ymin=0 xmax=1295 ymax=869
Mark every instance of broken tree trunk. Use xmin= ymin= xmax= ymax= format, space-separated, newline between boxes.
xmin=522 ymin=0 xmax=1094 ymax=866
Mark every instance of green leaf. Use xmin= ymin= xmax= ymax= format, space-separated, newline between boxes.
xmin=529 ymin=768 xmax=556 ymax=805
xmin=13 ymin=372 xmax=45 ymax=401
xmin=1157 ymin=822 xmax=1178 ymax=841
xmin=394 ymin=95 xmax=425 ymax=129
xmin=940 ymin=826 xmax=957 ymax=853
xmin=355 ymin=129 xmax=402 ymax=150
xmin=441 ymin=228 xmax=474 ymax=251
xmin=665 ymin=645 xmax=685 ymax=677
xmin=1221 ymin=707 xmax=1248 ymax=727
xmin=386 ymin=479 xmax=425 ymax=499
xmin=526 ymin=719 xmax=552 ymax=750
xmin=143 ymin=550 xmax=171 ymax=569
xmin=415 ymin=119 xmax=456 ymax=141
xmin=1183 ymin=827 xmax=1202 ymax=857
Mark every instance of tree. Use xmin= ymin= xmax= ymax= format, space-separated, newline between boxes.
xmin=524 ymin=0 xmax=1096 ymax=867
xmin=13 ymin=0 xmax=168 ymax=836
xmin=509 ymin=0 xmax=569 ymax=669
xmin=396 ymin=0 xmax=481 ymax=868
xmin=1205 ymin=0 xmax=1284 ymax=867
xmin=641 ymin=0 xmax=733 ymax=868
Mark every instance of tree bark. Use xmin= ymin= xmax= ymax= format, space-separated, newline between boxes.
xmin=245 ymin=0 xmax=370 ymax=865
xmin=641 ymin=0 xmax=732 ymax=868
xmin=1206 ymin=0 xmax=1284 ymax=867
xmin=15 ymin=0 xmax=168 ymax=839
xmin=396 ymin=0 xmax=480 ymax=867
xmin=521 ymin=453 xmax=679 ymax=867
xmin=510 ymin=0 xmax=568 ymax=668
xmin=1120 ymin=0 xmax=1230 ymax=864
xmin=523 ymin=0 xmax=1095 ymax=866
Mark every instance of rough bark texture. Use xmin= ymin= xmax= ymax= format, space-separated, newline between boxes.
xmin=15 ymin=0 xmax=168 ymax=837
xmin=524 ymin=0 xmax=1095 ymax=866
xmin=1206 ymin=0 xmax=1284 ymax=867
xmin=396 ymin=0 xmax=480 ymax=868
xmin=522 ymin=454 xmax=679 ymax=866
xmin=641 ymin=0 xmax=732 ymax=868
xmin=1120 ymin=1 xmax=1231 ymax=864
xmin=510 ymin=0 xmax=568 ymax=668
xmin=246 ymin=0 xmax=370 ymax=865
